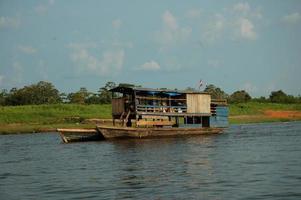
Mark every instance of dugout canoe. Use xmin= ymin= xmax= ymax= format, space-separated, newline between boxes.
xmin=57 ymin=128 xmax=104 ymax=143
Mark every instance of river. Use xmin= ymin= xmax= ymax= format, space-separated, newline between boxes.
xmin=1 ymin=122 xmax=301 ymax=199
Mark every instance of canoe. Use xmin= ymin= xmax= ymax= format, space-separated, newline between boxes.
xmin=97 ymin=125 xmax=224 ymax=139
xmin=57 ymin=128 xmax=104 ymax=143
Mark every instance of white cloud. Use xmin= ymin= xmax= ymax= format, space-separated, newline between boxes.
xmin=112 ymin=19 xmax=122 ymax=29
xmin=155 ymin=10 xmax=192 ymax=47
xmin=69 ymin=43 xmax=124 ymax=76
xmin=0 ymin=16 xmax=20 ymax=29
xmin=18 ymin=45 xmax=37 ymax=54
xmin=186 ymin=8 xmax=202 ymax=19
xmin=202 ymin=14 xmax=225 ymax=43
xmin=282 ymin=12 xmax=301 ymax=24
xmin=201 ymin=2 xmax=260 ymax=43
xmin=237 ymin=18 xmax=256 ymax=40
xmin=233 ymin=2 xmax=250 ymax=13
xmin=138 ymin=60 xmax=161 ymax=71
xmin=163 ymin=10 xmax=178 ymax=30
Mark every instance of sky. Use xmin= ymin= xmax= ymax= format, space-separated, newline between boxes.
xmin=0 ymin=0 xmax=301 ymax=97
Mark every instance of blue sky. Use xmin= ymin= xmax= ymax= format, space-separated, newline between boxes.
xmin=0 ymin=0 xmax=300 ymax=97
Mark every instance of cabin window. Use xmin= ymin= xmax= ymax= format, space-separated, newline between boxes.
xmin=135 ymin=91 xmax=187 ymax=114
xmin=185 ymin=116 xmax=202 ymax=124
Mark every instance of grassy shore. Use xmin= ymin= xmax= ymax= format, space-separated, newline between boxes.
xmin=229 ymin=102 xmax=301 ymax=124
xmin=1 ymin=102 xmax=301 ymax=134
xmin=0 ymin=104 xmax=111 ymax=134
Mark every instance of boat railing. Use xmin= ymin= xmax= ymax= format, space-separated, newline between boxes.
xmin=211 ymin=99 xmax=227 ymax=105
xmin=136 ymin=104 xmax=187 ymax=113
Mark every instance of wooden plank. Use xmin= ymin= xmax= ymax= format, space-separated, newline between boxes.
xmin=137 ymin=111 xmax=211 ymax=117
xmin=211 ymin=99 xmax=227 ymax=105
xmin=57 ymin=128 xmax=97 ymax=133
xmin=112 ymin=98 xmax=124 ymax=115
xmin=141 ymin=115 xmax=169 ymax=120
xmin=187 ymin=94 xmax=211 ymax=114
xmin=136 ymin=120 xmax=175 ymax=126
xmin=136 ymin=96 xmax=186 ymax=101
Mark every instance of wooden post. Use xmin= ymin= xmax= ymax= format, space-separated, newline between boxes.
xmin=175 ymin=116 xmax=179 ymax=126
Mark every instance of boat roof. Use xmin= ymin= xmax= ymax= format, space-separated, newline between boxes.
xmin=110 ymin=86 xmax=209 ymax=95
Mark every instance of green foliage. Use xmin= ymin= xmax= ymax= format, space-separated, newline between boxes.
xmin=204 ymin=84 xmax=228 ymax=99
xmin=229 ymin=102 xmax=301 ymax=116
xmin=0 ymin=104 xmax=112 ymax=124
xmin=118 ymin=83 xmax=137 ymax=88
xmin=269 ymin=90 xmax=297 ymax=103
xmin=98 ymin=81 xmax=117 ymax=104
xmin=229 ymin=90 xmax=251 ymax=103
xmin=5 ymin=81 xmax=61 ymax=105
xmin=185 ymin=87 xmax=196 ymax=92
xmin=1 ymin=80 xmax=301 ymax=107
xmin=0 ymin=89 xmax=8 ymax=105
xmin=252 ymin=96 xmax=268 ymax=103
xmin=67 ymin=87 xmax=90 ymax=104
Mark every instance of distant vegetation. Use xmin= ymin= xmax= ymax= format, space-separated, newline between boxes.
xmin=0 ymin=81 xmax=117 ymax=106
xmin=202 ymin=84 xmax=301 ymax=104
xmin=1 ymin=81 xmax=301 ymax=106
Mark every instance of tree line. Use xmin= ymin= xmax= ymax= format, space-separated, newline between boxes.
xmin=0 ymin=81 xmax=300 ymax=106
xmin=0 ymin=81 xmax=117 ymax=106
xmin=203 ymin=84 xmax=301 ymax=104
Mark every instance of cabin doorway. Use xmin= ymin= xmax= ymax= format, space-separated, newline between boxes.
xmin=202 ymin=117 xmax=210 ymax=127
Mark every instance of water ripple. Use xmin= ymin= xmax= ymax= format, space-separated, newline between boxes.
xmin=0 ymin=123 xmax=301 ymax=199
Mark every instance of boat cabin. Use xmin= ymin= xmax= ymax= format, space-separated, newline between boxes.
xmin=110 ymin=86 xmax=228 ymax=128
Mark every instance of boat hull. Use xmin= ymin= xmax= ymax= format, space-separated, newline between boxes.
xmin=57 ymin=129 xmax=103 ymax=143
xmin=97 ymin=126 xmax=224 ymax=139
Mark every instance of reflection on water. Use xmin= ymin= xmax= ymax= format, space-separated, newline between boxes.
xmin=1 ymin=122 xmax=301 ymax=199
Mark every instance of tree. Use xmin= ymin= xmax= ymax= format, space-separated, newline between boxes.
xmin=0 ymin=89 xmax=8 ymax=105
xmin=5 ymin=81 xmax=61 ymax=105
xmin=253 ymin=96 xmax=268 ymax=103
xmin=204 ymin=84 xmax=228 ymax=99
xmin=229 ymin=90 xmax=251 ymax=103
xmin=269 ymin=90 xmax=288 ymax=103
xmin=85 ymin=93 xmax=101 ymax=104
xmin=185 ymin=87 xmax=196 ymax=92
xmin=98 ymin=81 xmax=117 ymax=104
xmin=67 ymin=87 xmax=90 ymax=104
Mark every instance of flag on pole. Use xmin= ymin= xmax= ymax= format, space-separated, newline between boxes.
xmin=199 ymin=79 xmax=203 ymax=90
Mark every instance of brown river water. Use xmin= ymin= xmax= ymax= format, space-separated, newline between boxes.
xmin=1 ymin=121 xmax=301 ymax=199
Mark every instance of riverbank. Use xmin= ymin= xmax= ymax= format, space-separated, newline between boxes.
xmin=229 ymin=102 xmax=301 ymax=124
xmin=1 ymin=102 xmax=301 ymax=134
xmin=0 ymin=104 xmax=111 ymax=134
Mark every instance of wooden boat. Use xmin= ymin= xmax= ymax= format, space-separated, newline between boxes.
xmin=57 ymin=85 xmax=228 ymax=142
xmin=57 ymin=128 xmax=103 ymax=143
xmin=97 ymin=125 xmax=224 ymax=139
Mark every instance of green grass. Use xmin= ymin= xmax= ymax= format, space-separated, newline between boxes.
xmin=229 ymin=102 xmax=301 ymax=116
xmin=229 ymin=102 xmax=301 ymax=124
xmin=0 ymin=104 xmax=111 ymax=124
xmin=0 ymin=104 xmax=112 ymax=134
